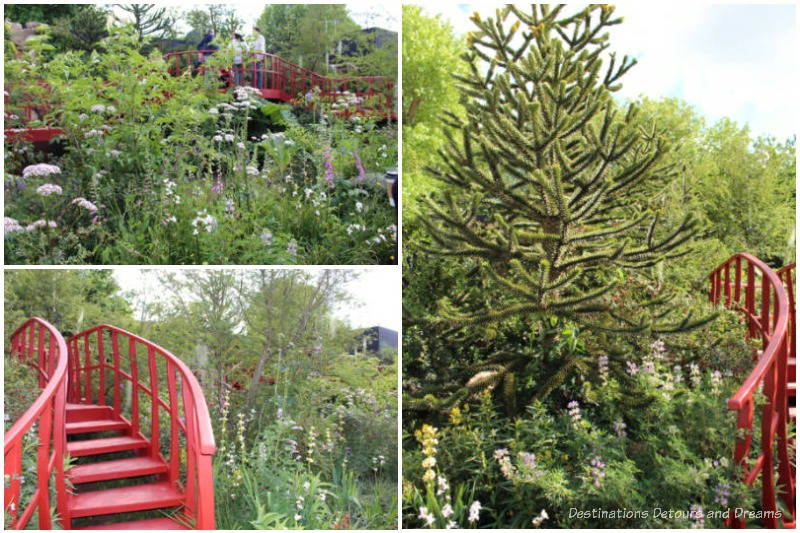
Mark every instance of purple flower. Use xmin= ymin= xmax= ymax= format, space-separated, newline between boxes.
xmin=354 ymin=152 xmax=365 ymax=181
xmin=323 ymin=146 xmax=335 ymax=189
xmin=211 ymin=179 xmax=224 ymax=194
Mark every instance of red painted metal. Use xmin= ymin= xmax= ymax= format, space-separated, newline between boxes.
xmin=709 ymin=254 xmax=795 ymax=528
xmin=162 ymin=50 xmax=395 ymax=119
xmin=66 ymin=325 xmax=216 ymax=529
xmin=5 ymin=320 xmax=215 ymax=529
xmin=3 ymin=318 xmax=68 ymax=530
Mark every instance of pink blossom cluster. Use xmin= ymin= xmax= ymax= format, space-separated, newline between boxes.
xmin=25 ymin=219 xmax=58 ymax=231
xmin=22 ymin=163 xmax=61 ymax=179
xmin=36 ymin=183 xmax=63 ymax=196
xmin=71 ymin=197 xmax=98 ymax=214
xmin=4 ymin=217 xmax=23 ymax=234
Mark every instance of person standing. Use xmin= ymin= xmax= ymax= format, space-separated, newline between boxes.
xmin=196 ymin=28 xmax=217 ymax=66
xmin=231 ymin=32 xmax=245 ymax=86
xmin=251 ymin=26 xmax=266 ymax=89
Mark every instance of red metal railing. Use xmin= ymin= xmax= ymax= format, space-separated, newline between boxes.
xmin=709 ymin=254 xmax=795 ymax=528
xmin=66 ymin=325 xmax=216 ymax=529
xmin=162 ymin=50 xmax=395 ymax=118
xmin=4 ymin=318 xmax=68 ymax=529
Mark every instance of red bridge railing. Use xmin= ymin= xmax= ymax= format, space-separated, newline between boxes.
xmin=709 ymin=254 xmax=795 ymax=528
xmin=4 ymin=317 xmax=68 ymax=529
xmin=67 ymin=325 xmax=216 ymax=529
xmin=165 ymin=51 xmax=395 ymax=118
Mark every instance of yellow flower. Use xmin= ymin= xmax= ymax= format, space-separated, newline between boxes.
xmin=449 ymin=406 xmax=462 ymax=425
xmin=511 ymin=21 xmax=521 ymax=34
xmin=466 ymin=32 xmax=474 ymax=47
xmin=422 ymin=469 xmax=436 ymax=483
xmin=471 ymin=11 xmax=481 ymax=23
xmin=422 ymin=456 xmax=436 ymax=469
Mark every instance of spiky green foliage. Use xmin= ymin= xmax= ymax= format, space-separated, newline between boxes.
xmin=423 ymin=5 xmax=707 ymax=333
xmin=418 ymin=5 xmax=714 ymax=406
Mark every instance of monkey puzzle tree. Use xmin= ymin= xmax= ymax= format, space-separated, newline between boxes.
xmin=418 ymin=5 xmax=712 ymax=410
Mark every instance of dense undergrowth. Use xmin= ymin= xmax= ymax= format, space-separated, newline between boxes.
xmin=4 ymin=27 xmax=398 ymax=265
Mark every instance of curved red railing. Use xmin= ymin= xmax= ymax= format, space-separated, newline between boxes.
xmin=162 ymin=50 xmax=395 ymax=118
xmin=66 ymin=325 xmax=216 ymax=529
xmin=777 ymin=263 xmax=795 ymax=366
xmin=709 ymin=254 xmax=795 ymax=528
xmin=4 ymin=318 xmax=68 ymax=530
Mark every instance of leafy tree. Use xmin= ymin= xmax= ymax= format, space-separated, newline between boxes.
xmin=115 ymin=4 xmax=176 ymax=44
xmin=240 ymin=269 xmax=351 ymax=410
xmin=183 ymin=4 xmax=243 ymax=44
xmin=50 ymin=5 xmax=109 ymax=53
xmin=154 ymin=270 xmax=243 ymax=408
xmin=3 ymin=4 xmax=85 ymax=24
xmin=401 ymin=6 xmax=465 ymax=214
xmin=257 ymin=4 xmax=358 ymax=72
xmin=4 ymin=270 xmax=133 ymax=343
xmin=417 ymin=5 xmax=713 ymax=409
xmin=401 ymin=5 xmax=464 ymax=126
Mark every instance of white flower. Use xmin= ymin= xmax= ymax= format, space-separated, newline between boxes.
xmin=260 ymin=229 xmax=272 ymax=246
xmin=294 ymin=514 xmax=301 ymax=521
xmin=224 ymin=133 xmax=235 ymax=142
xmin=36 ymin=183 xmax=63 ymax=196
xmin=208 ymin=108 xmax=219 ymax=115
xmin=4 ymin=217 xmax=23 ymax=234
xmin=246 ymin=166 xmax=259 ymax=176
xmin=355 ymin=201 xmax=363 ymax=212
xmin=71 ymin=197 xmax=98 ymax=213
xmin=90 ymin=103 xmax=105 ymax=113
xmin=106 ymin=105 xmax=116 ymax=114
xmin=418 ymin=507 xmax=435 ymax=527
xmin=22 ymin=163 xmax=61 ymax=179
xmin=213 ymin=135 xmax=223 ymax=142
xmin=445 ymin=520 xmax=457 ymax=529
xmin=25 ymin=219 xmax=57 ymax=231
xmin=441 ymin=504 xmax=454 ymax=518
xmin=237 ymin=142 xmax=245 ymax=150
xmin=468 ymin=501 xmax=482 ymax=523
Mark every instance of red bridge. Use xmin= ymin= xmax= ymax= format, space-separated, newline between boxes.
xmin=5 ymin=321 xmax=215 ymax=529
xmin=4 ymin=50 xmax=395 ymax=144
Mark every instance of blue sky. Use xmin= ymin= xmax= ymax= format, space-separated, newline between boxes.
xmin=439 ymin=3 xmax=798 ymax=140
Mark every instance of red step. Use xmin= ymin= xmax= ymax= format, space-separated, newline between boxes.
xmin=788 ymin=382 xmax=796 ymax=397
xmin=66 ymin=403 xmax=114 ymax=423
xmin=67 ymin=436 xmax=148 ymax=457
xmin=68 ymin=456 xmax=168 ymax=484
xmin=77 ymin=517 xmax=188 ymax=530
xmin=68 ymin=481 xmax=183 ymax=518
xmin=66 ymin=419 xmax=129 ymax=435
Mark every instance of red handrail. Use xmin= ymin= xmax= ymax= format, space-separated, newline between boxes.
xmin=162 ymin=50 xmax=395 ymax=117
xmin=4 ymin=318 xmax=68 ymax=530
xmin=777 ymin=263 xmax=795 ymax=364
xmin=66 ymin=325 xmax=216 ymax=529
xmin=709 ymin=254 xmax=795 ymax=528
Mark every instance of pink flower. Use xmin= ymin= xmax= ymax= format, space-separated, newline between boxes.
xmin=22 ymin=163 xmax=61 ymax=179
xmin=4 ymin=217 xmax=23 ymax=234
xmin=36 ymin=183 xmax=63 ymax=196
xmin=354 ymin=152 xmax=365 ymax=181
xmin=323 ymin=146 xmax=335 ymax=189
xmin=71 ymin=197 xmax=98 ymax=214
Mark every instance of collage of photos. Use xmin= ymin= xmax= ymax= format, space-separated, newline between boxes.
xmin=2 ymin=2 xmax=796 ymax=531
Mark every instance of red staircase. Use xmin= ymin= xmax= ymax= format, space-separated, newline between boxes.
xmin=709 ymin=255 xmax=796 ymax=528
xmin=4 ymin=321 xmax=216 ymax=530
